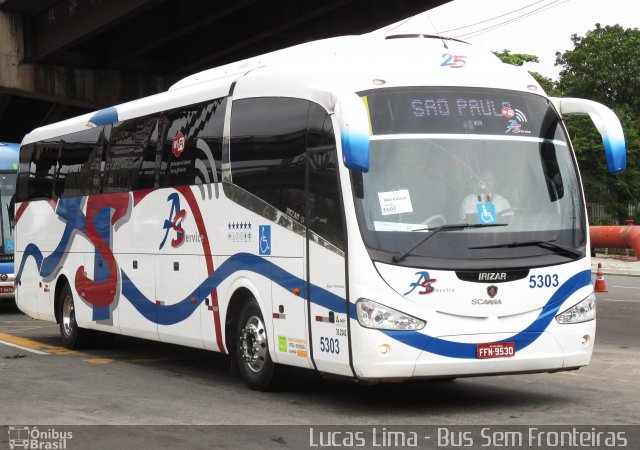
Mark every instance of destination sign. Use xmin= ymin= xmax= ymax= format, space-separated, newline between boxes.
xmin=362 ymin=88 xmax=552 ymax=136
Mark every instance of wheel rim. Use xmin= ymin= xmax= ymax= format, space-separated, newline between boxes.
xmin=62 ymin=294 xmax=75 ymax=338
xmin=239 ymin=314 xmax=267 ymax=373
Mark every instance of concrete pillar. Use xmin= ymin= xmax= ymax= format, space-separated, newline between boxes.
xmin=0 ymin=10 xmax=172 ymax=109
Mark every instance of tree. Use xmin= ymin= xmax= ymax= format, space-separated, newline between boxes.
xmin=555 ymin=24 xmax=640 ymax=223
xmin=556 ymin=24 xmax=640 ymax=115
xmin=493 ymin=49 xmax=557 ymax=94
xmin=493 ymin=49 xmax=538 ymax=67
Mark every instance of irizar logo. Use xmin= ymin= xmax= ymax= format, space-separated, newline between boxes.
xmin=478 ymin=272 xmax=507 ymax=281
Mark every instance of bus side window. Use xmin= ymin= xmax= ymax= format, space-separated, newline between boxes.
xmin=307 ymin=103 xmax=345 ymax=250
xmin=159 ymin=97 xmax=225 ymax=189
xmin=58 ymin=126 xmax=104 ymax=197
xmin=104 ymin=116 xmax=157 ymax=193
xmin=17 ymin=143 xmax=35 ymax=202
xmin=27 ymin=141 xmax=59 ymax=201
xmin=230 ymin=97 xmax=308 ymax=223
xmin=136 ymin=118 xmax=161 ymax=190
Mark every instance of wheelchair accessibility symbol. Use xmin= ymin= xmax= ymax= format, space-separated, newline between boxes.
xmin=476 ymin=203 xmax=497 ymax=224
xmin=259 ymin=225 xmax=271 ymax=255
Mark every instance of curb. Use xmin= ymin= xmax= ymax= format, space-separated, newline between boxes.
xmin=590 ymin=267 xmax=640 ymax=277
xmin=590 ymin=257 xmax=640 ymax=277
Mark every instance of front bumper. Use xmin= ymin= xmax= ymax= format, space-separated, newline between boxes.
xmin=350 ymin=320 xmax=595 ymax=381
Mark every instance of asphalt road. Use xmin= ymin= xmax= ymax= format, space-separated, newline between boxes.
xmin=0 ymin=275 xmax=638 ymax=449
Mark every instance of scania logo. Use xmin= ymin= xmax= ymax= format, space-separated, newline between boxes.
xmin=471 ymin=298 xmax=502 ymax=305
xmin=487 ymin=285 xmax=498 ymax=298
xmin=0 ymin=274 xmax=7 ymax=281
xmin=478 ymin=272 xmax=507 ymax=281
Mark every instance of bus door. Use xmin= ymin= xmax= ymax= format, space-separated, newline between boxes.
xmin=305 ymin=114 xmax=352 ymax=376
xmin=269 ymin=231 xmax=310 ymax=369
xmin=118 ymin=253 xmax=158 ymax=341
xmin=156 ymin=254 xmax=203 ymax=348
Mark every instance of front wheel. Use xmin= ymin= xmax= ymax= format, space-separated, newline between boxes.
xmin=235 ymin=299 xmax=288 ymax=391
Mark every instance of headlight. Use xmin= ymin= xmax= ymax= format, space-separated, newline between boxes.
xmin=555 ymin=293 xmax=596 ymax=324
xmin=356 ymin=299 xmax=425 ymax=330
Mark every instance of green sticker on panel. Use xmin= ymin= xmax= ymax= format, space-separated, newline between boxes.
xmin=278 ymin=336 xmax=287 ymax=353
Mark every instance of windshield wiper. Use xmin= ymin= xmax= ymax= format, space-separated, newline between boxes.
xmin=469 ymin=239 xmax=582 ymax=258
xmin=392 ymin=223 xmax=507 ymax=263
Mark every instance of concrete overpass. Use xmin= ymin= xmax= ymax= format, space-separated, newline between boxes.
xmin=0 ymin=0 xmax=449 ymax=143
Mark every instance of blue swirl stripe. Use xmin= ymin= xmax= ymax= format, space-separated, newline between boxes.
xmin=16 ymin=197 xmax=86 ymax=282
xmin=121 ymin=252 xmax=346 ymax=325
xmin=122 ymin=251 xmax=590 ymax=359
xmin=15 ymin=243 xmax=44 ymax=282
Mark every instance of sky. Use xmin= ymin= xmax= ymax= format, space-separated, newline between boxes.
xmin=380 ymin=0 xmax=640 ymax=80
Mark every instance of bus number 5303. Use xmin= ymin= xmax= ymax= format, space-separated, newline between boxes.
xmin=320 ymin=337 xmax=340 ymax=354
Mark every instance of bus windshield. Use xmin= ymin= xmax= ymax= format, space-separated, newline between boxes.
xmin=353 ymin=88 xmax=585 ymax=269
xmin=0 ymin=172 xmax=16 ymax=256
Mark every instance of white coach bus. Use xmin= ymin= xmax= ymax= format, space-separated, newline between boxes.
xmin=15 ymin=33 xmax=626 ymax=390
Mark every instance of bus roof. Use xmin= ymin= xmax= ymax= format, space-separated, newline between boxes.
xmin=22 ymin=32 xmax=543 ymax=146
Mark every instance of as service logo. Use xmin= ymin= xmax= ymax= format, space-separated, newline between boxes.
xmin=404 ymin=271 xmax=437 ymax=296
xmin=160 ymin=192 xmax=186 ymax=249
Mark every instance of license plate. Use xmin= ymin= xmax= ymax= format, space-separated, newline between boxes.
xmin=0 ymin=286 xmax=14 ymax=294
xmin=477 ymin=342 xmax=515 ymax=359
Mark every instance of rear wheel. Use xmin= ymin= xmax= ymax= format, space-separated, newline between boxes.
xmin=235 ymin=299 xmax=288 ymax=391
xmin=59 ymin=283 xmax=94 ymax=349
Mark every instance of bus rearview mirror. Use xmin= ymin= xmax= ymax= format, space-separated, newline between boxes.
xmin=335 ymin=93 xmax=370 ymax=172
xmin=551 ymin=97 xmax=626 ymax=174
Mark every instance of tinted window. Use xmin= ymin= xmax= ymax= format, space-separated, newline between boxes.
xmin=17 ymin=143 xmax=34 ymax=202
xmin=104 ymin=116 xmax=157 ymax=193
xmin=307 ymin=104 xmax=344 ymax=249
xmin=230 ymin=97 xmax=308 ymax=222
xmin=160 ymin=98 xmax=225 ymax=188
xmin=138 ymin=117 xmax=162 ymax=190
xmin=22 ymin=140 xmax=59 ymax=201
xmin=19 ymin=97 xmax=225 ymax=200
xmin=58 ymin=127 xmax=104 ymax=197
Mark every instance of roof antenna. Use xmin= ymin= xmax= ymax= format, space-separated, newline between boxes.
xmin=388 ymin=15 xmax=415 ymax=32
xmin=427 ymin=15 xmax=448 ymax=49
